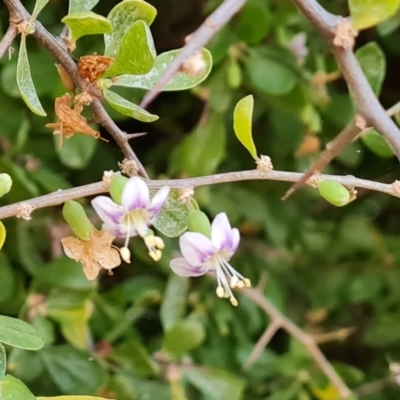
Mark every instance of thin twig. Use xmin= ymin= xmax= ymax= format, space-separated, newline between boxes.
xmin=242 ymin=288 xmax=352 ymax=399
xmin=0 ymin=168 xmax=399 ymax=220
xmin=2 ymin=0 xmax=147 ymax=176
xmin=139 ymin=0 xmax=246 ymax=108
xmin=285 ymin=0 xmax=400 ymax=198
xmin=0 ymin=24 xmax=18 ymax=61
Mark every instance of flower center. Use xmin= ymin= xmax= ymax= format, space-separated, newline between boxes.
xmin=123 ymin=209 xmax=151 ymax=238
xmin=212 ymin=251 xmax=251 ymax=307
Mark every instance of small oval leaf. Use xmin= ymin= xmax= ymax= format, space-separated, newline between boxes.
xmin=349 ymin=0 xmax=400 ymax=30
xmin=0 ymin=221 xmax=6 ymax=250
xmin=318 ymin=180 xmax=351 ymax=207
xmin=233 ymin=95 xmax=257 ymax=159
xmin=104 ymin=20 xmax=156 ymax=76
xmin=62 ymin=12 xmax=113 ymax=43
xmin=114 ymin=48 xmax=212 ymax=91
xmin=17 ymin=36 xmax=46 ymax=116
xmin=0 ymin=374 xmax=36 ymax=400
xmin=69 ymin=0 xmax=99 ymax=14
xmin=361 ymin=129 xmax=394 ymax=157
xmin=31 ymin=0 xmax=50 ymax=20
xmin=0 ymin=315 xmax=44 ymax=350
xmin=103 ymin=89 xmax=158 ymax=122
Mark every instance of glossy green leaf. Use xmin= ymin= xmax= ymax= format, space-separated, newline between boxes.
xmin=105 ymin=0 xmax=157 ymax=51
xmin=62 ymin=12 xmax=113 ymax=44
xmin=17 ymin=36 xmax=46 ymax=116
xmin=160 ymin=275 xmax=189 ymax=331
xmin=318 ymin=180 xmax=351 ymax=207
xmin=0 ymin=222 xmax=5 ymax=251
xmin=246 ymin=53 xmax=296 ymax=95
xmin=183 ymin=366 xmax=246 ymax=400
xmin=62 ymin=201 xmax=93 ymax=240
xmin=31 ymin=0 xmax=49 ymax=20
xmin=69 ymin=0 xmax=99 ymax=14
xmin=113 ymin=338 xmax=160 ymax=378
xmin=55 ymin=134 xmax=98 ymax=170
xmin=163 ymin=319 xmax=206 ymax=355
xmin=349 ymin=0 xmax=400 ymax=30
xmin=233 ymin=95 xmax=257 ymax=159
xmin=0 ymin=343 xmax=5 ymax=379
xmin=153 ymin=191 xmax=188 ymax=238
xmin=103 ymin=89 xmax=158 ymax=122
xmin=0 ymin=375 xmax=36 ymax=400
xmin=355 ymin=42 xmax=386 ymax=95
xmin=0 ymin=173 xmax=13 ymax=198
xmin=0 ymin=253 xmax=15 ymax=302
xmin=0 ymin=316 xmax=44 ymax=350
xmin=361 ymin=129 xmax=394 ymax=157
xmin=114 ymin=48 xmax=212 ymax=91
xmin=41 ymin=345 xmax=107 ymax=394
xmin=104 ymin=20 xmax=156 ymax=76
xmin=7 ymin=347 xmax=44 ymax=381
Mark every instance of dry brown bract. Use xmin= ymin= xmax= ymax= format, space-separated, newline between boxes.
xmin=333 ymin=18 xmax=358 ymax=50
xmin=78 ymin=54 xmax=113 ymax=82
xmin=16 ymin=202 xmax=36 ymax=220
xmin=45 ymin=93 xmax=107 ymax=148
xmin=61 ymin=228 xmax=121 ymax=280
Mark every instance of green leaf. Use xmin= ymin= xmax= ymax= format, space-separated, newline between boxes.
xmin=0 ymin=222 xmax=5 ymax=251
xmin=246 ymin=53 xmax=296 ymax=95
xmin=361 ymin=129 xmax=394 ymax=157
xmin=114 ymin=48 xmax=213 ymax=91
xmin=160 ymin=275 xmax=189 ymax=331
xmin=62 ymin=201 xmax=93 ymax=240
xmin=41 ymin=345 xmax=107 ymax=394
xmin=62 ymin=12 xmax=113 ymax=44
xmin=55 ymin=134 xmax=98 ymax=170
xmin=163 ymin=319 xmax=206 ymax=355
xmin=31 ymin=0 xmax=49 ymax=20
xmin=349 ymin=0 xmax=400 ymax=30
xmin=104 ymin=20 xmax=156 ymax=76
xmin=103 ymin=89 xmax=158 ymax=122
xmin=153 ymin=191 xmax=189 ymax=238
xmin=0 ymin=316 xmax=44 ymax=350
xmin=69 ymin=0 xmax=99 ymax=14
xmin=233 ymin=95 xmax=258 ymax=159
xmin=0 ymin=375 xmax=36 ymax=400
xmin=183 ymin=366 xmax=246 ymax=400
xmin=113 ymin=338 xmax=160 ymax=378
xmin=105 ymin=0 xmax=157 ymax=51
xmin=355 ymin=42 xmax=386 ymax=96
xmin=35 ymin=257 xmax=95 ymax=291
xmin=7 ymin=347 xmax=44 ymax=381
xmin=0 ymin=173 xmax=13 ymax=198
xmin=0 ymin=343 xmax=5 ymax=379
xmin=37 ymin=397 xmax=112 ymax=400
xmin=0 ymin=253 xmax=16 ymax=303
xmin=17 ymin=36 xmax=46 ymax=116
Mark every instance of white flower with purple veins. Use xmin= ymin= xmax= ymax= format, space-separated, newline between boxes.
xmin=170 ymin=212 xmax=251 ymax=306
xmin=91 ymin=176 xmax=170 ymax=262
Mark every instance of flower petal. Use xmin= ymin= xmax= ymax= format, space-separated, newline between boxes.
xmin=121 ymin=177 xmax=150 ymax=211
xmin=170 ymin=257 xmax=208 ymax=277
xmin=92 ymin=196 xmax=125 ymax=225
xmin=179 ymin=231 xmax=216 ymax=266
xmin=102 ymin=222 xmax=130 ymax=237
xmin=148 ymin=186 xmax=170 ymax=217
xmin=211 ymin=212 xmax=240 ymax=252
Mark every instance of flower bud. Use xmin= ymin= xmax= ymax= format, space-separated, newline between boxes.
xmin=62 ymin=200 xmax=93 ymax=240
xmin=0 ymin=221 xmax=6 ymax=250
xmin=109 ymin=175 xmax=129 ymax=204
xmin=0 ymin=173 xmax=12 ymax=198
xmin=318 ymin=180 xmax=351 ymax=207
xmin=187 ymin=210 xmax=211 ymax=237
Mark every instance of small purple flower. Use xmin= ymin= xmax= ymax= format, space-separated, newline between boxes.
xmin=170 ymin=212 xmax=250 ymax=306
xmin=92 ymin=176 xmax=170 ymax=261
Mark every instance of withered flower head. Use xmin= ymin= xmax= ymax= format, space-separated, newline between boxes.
xmin=61 ymin=228 xmax=121 ymax=280
xmin=78 ymin=53 xmax=114 ymax=82
xmin=45 ymin=93 xmax=107 ymax=148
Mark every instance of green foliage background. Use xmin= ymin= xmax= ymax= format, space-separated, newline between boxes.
xmin=1 ymin=0 xmax=400 ymax=399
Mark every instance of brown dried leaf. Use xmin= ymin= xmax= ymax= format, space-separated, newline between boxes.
xmin=61 ymin=229 xmax=121 ymax=280
xmin=78 ymin=54 xmax=113 ymax=82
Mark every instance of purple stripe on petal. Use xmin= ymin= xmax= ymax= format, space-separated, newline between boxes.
xmin=102 ymin=222 xmax=127 ymax=237
xmin=92 ymin=196 xmax=125 ymax=225
xmin=211 ymin=212 xmax=238 ymax=251
xmin=121 ymin=177 xmax=150 ymax=211
xmin=170 ymin=257 xmax=208 ymax=277
xmin=179 ymin=232 xmax=216 ymax=266
xmin=148 ymin=186 xmax=170 ymax=217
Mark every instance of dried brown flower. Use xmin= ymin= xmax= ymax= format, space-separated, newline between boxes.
xmin=78 ymin=54 xmax=113 ymax=82
xmin=45 ymin=93 xmax=107 ymax=148
xmin=15 ymin=203 xmax=36 ymax=220
xmin=61 ymin=228 xmax=121 ymax=280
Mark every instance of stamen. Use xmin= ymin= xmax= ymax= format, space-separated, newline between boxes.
xmin=216 ymin=286 xmax=225 ymax=298
xmin=120 ymin=247 xmax=131 ymax=263
xmin=244 ymin=278 xmax=251 ymax=287
xmin=149 ymin=249 xmax=162 ymax=261
xmin=230 ymin=297 xmax=238 ymax=307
